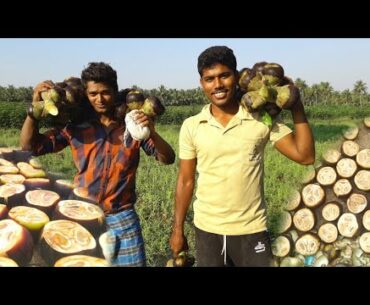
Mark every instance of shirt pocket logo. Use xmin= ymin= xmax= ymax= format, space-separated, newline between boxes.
xmin=240 ymin=138 xmax=264 ymax=164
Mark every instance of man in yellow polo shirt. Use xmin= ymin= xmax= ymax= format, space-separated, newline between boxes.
xmin=169 ymin=46 xmax=315 ymax=267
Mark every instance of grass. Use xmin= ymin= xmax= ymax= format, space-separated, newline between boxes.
xmin=0 ymin=117 xmax=360 ymax=266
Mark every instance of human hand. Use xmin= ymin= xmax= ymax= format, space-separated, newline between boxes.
xmin=290 ymin=95 xmax=304 ymax=113
xmin=169 ymin=227 xmax=189 ymax=258
xmin=32 ymin=80 xmax=55 ymax=102
xmin=28 ymin=81 xmax=58 ymax=121
xmin=124 ymin=109 xmax=150 ymax=141
xmin=133 ymin=111 xmax=155 ymax=137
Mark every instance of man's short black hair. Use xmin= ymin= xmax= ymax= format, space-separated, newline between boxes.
xmin=197 ymin=46 xmax=237 ymax=76
xmin=81 ymin=62 xmax=118 ymax=92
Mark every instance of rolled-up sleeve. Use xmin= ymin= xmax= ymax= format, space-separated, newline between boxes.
xmin=269 ymin=116 xmax=293 ymax=146
xmin=179 ymin=119 xmax=196 ymax=160
xmin=141 ymin=138 xmax=157 ymax=157
xmin=33 ymin=128 xmax=70 ymax=156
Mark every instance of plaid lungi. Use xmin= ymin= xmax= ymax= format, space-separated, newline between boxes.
xmin=105 ymin=208 xmax=146 ymax=267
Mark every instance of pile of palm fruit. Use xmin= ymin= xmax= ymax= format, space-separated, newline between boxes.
xmin=115 ymin=89 xmax=165 ymax=142
xmin=238 ymin=62 xmax=300 ymax=126
xmin=28 ymin=79 xmax=165 ymax=131
xmin=27 ymin=77 xmax=92 ymax=128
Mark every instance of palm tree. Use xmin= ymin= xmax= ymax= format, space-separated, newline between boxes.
xmin=353 ymin=80 xmax=368 ymax=105
xmin=353 ymin=80 xmax=368 ymax=95
xmin=318 ymin=82 xmax=334 ymax=104
xmin=294 ymin=78 xmax=308 ymax=104
xmin=341 ymin=89 xmax=352 ymax=105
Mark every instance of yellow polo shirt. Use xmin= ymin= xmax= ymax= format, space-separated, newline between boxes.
xmin=179 ymin=104 xmax=292 ymax=235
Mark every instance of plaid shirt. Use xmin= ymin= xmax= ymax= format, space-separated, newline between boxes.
xmin=33 ymin=120 xmax=157 ymax=214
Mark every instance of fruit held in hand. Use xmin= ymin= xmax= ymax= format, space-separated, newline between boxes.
xmin=239 ymin=62 xmax=300 ymax=119
xmin=166 ymin=251 xmax=195 ymax=267
xmin=141 ymin=96 xmax=165 ymax=117
xmin=125 ymin=110 xmax=151 ymax=141
xmin=126 ymin=90 xmax=145 ymax=111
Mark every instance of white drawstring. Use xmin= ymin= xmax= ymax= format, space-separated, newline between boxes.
xmin=220 ymin=235 xmax=227 ymax=265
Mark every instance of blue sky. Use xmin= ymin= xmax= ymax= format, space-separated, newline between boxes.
xmin=0 ymin=38 xmax=369 ymax=92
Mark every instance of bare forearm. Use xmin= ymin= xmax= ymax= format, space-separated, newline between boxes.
xmin=20 ymin=116 xmax=40 ymax=151
xmin=173 ymin=180 xmax=194 ymax=233
xmin=291 ymin=101 xmax=315 ymax=163
xmin=150 ymin=131 xmax=175 ymax=164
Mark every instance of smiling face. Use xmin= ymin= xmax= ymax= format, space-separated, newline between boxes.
xmin=85 ymin=81 xmax=116 ymax=115
xmin=200 ymin=63 xmax=239 ymax=108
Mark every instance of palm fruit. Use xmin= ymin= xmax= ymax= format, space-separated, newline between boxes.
xmin=123 ymin=92 xmax=165 ymax=142
xmin=166 ymin=251 xmax=195 ymax=267
xmin=40 ymin=87 xmax=67 ymax=117
xmin=28 ymin=88 xmax=60 ymax=120
xmin=141 ymin=96 xmax=165 ymax=117
xmin=252 ymin=61 xmax=269 ymax=73
xmin=175 ymin=251 xmax=195 ymax=267
xmin=42 ymin=99 xmax=59 ymax=116
xmin=275 ymin=84 xmax=300 ymax=109
xmin=64 ymin=76 xmax=83 ymax=87
xmin=241 ymin=91 xmax=267 ymax=111
xmin=28 ymin=87 xmax=63 ymax=120
xmin=114 ymin=88 xmax=131 ymax=121
xmin=126 ymin=90 xmax=145 ymax=111
xmin=243 ymin=71 xmax=264 ymax=92
xmin=261 ymin=63 xmax=285 ymax=86
xmin=238 ymin=62 xmax=301 ymax=128
xmin=41 ymin=87 xmax=64 ymax=104
xmin=28 ymin=100 xmax=44 ymax=120
xmin=124 ymin=110 xmax=151 ymax=141
xmin=239 ymin=62 xmax=284 ymax=92
xmin=240 ymin=61 xmax=268 ymax=92
xmin=239 ymin=62 xmax=299 ymax=113
xmin=238 ymin=67 xmax=253 ymax=90
xmin=63 ymin=78 xmax=85 ymax=105
xmin=264 ymin=101 xmax=282 ymax=117
xmin=51 ymin=77 xmax=90 ymax=126
xmin=259 ymin=83 xmax=278 ymax=102
xmin=240 ymin=82 xmax=277 ymax=112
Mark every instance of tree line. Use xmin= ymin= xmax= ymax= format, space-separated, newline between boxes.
xmin=0 ymin=80 xmax=369 ymax=106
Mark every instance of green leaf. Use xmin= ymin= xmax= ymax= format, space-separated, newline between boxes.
xmin=261 ymin=110 xmax=272 ymax=127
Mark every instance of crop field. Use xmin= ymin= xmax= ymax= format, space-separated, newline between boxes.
xmin=0 ymin=114 xmax=364 ymax=266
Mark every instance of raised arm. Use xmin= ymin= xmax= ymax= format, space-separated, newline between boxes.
xmin=274 ymin=98 xmax=315 ymax=165
xmin=20 ymin=81 xmax=54 ymax=151
xmin=134 ymin=112 xmax=175 ymax=164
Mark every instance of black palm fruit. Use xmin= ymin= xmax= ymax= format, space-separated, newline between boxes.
xmin=241 ymin=91 xmax=266 ymax=111
xmin=262 ymin=63 xmax=285 ymax=86
xmin=64 ymin=77 xmax=83 ymax=87
xmin=28 ymin=102 xmax=43 ymax=120
xmin=238 ymin=68 xmax=253 ymax=90
xmin=63 ymin=77 xmax=86 ymax=104
xmin=141 ymin=96 xmax=165 ymax=117
xmin=246 ymin=72 xmax=264 ymax=92
xmin=275 ymin=84 xmax=300 ymax=109
xmin=55 ymin=81 xmax=67 ymax=88
xmin=252 ymin=61 xmax=268 ymax=73
xmin=170 ymin=251 xmax=195 ymax=267
xmin=264 ymin=101 xmax=282 ymax=117
xmin=126 ymin=90 xmax=145 ymax=111
xmin=258 ymin=83 xmax=277 ymax=102
xmin=113 ymin=88 xmax=131 ymax=121
xmin=279 ymin=76 xmax=294 ymax=86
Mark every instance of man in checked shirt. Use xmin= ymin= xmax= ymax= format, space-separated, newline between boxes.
xmin=20 ymin=62 xmax=175 ymax=266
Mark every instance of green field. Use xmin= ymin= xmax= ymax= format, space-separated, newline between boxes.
xmin=0 ymin=115 xmax=365 ymax=266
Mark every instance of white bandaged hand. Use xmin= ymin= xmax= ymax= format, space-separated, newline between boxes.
xmin=124 ymin=109 xmax=150 ymax=141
